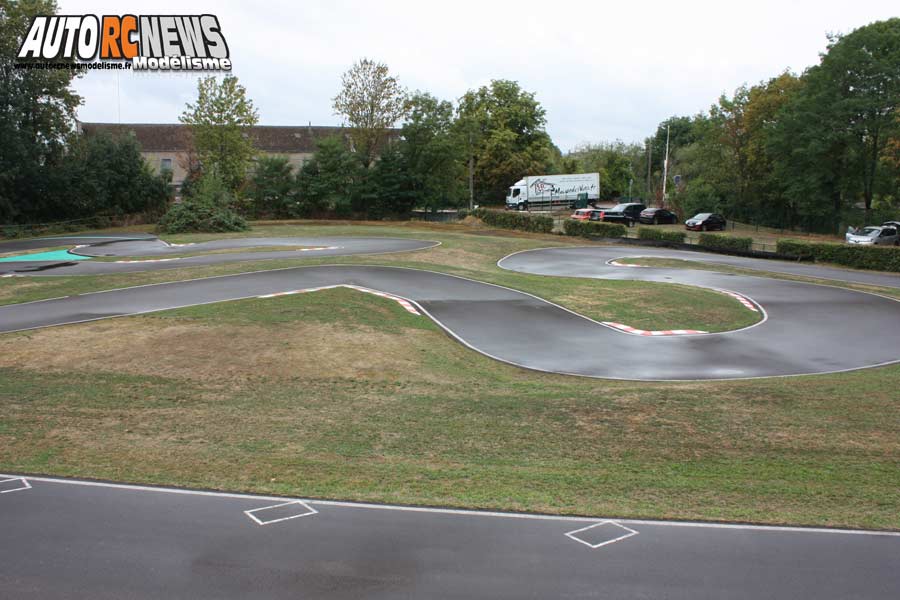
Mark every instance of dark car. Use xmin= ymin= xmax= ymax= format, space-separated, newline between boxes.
xmin=638 ymin=207 xmax=678 ymax=225
xmin=598 ymin=203 xmax=646 ymax=226
xmin=685 ymin=213 xmax=726 ymax=231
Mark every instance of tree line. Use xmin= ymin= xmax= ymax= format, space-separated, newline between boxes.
xmin=641 ymin=19 xmax=900 ymax=233
xmin=169 ymin=61 xmax=565 ymax=231
xmin=0 ymin=0 xmax=170 ymax=228
xmin=3 ymin=0 xmax=897 ymax=235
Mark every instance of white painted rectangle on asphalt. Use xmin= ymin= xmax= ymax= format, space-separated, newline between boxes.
xmin=0 ymin=477 xmax=32 ymax=494
xmin=565 ymin=521 xmax=639 ymax=549
xmin=245 ymin=500 xmax=318 ymax=525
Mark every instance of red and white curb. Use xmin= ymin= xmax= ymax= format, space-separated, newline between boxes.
xmin=717 ymin=289 xmax=759 ymax=312
xmin=258 ymin=284 xmax=421 ymax=315
xmin=608 ymin=260 xmax=648 ymax=268
xmin=602 ymin=322 xmax=708 ymax=336
xmin=114 ymin=257 xmax=182 ymax=263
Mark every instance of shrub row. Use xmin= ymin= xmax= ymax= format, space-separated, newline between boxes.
xmin=698 ymin=233 xmax=753 ymax=252
xmin=638 ymin=228 xmax=686 ymax=244
xmin=777 ymin=240 xmax=900 ymax=272
xmin=563 ymin=219 xmax=627 ymax=239
xmin=472 ymin=208 xmax=553 ymax=233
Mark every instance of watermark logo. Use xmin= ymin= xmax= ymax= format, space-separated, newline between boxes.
xmin=16 ymin=15 xmax=231 ymax=72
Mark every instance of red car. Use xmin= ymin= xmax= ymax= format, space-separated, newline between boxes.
xmin=569 ymin=208 xmax=595 ymax=221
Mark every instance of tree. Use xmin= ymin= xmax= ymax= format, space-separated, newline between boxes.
xmin=368 ymin=145 xmax=416 ymax=218
xmin=296 ymin=136 xmax=361 ymax=216
xmin=247 ymin=156 xmax=295 ymax=218
xmin=741 ymin=72 xmax=802 ymax=226
xmin=455 ymin=80 xmax=556 ymax=204
xmin=332 ymin=58 xmax=407 ymax=168
xmin=399 ymin=92 xmax=466 ymax=211
xmin=0 ymin=0 xmax=81 ymax=223
xmin=769 ymin=19 xmax=900 ymax=231
xmin=56 ymin=133 xmax=169 ymax=220
xmin=823 ymin=19 xmax=900 ymax=218
xmin=180 ymin=75 xmax=259 ymax=191
xmin=565 ymin=141 xmax=640 ymax=200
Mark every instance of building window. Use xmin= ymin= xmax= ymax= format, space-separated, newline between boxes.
xmin=160 ymin=158 xmax=173 ymax=172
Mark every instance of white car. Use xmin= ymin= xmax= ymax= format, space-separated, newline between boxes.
xmin=845 ymin=225 xmax=899 ymax=246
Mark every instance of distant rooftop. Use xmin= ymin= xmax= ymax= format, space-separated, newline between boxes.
xmin=77 ymin=122 xmax=371 ymax=154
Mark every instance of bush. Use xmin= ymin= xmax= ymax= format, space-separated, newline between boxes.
xmin=158 ymin=172 xmax=248 ymax=234
xmin=777 ymin=240 xmax=900 ymax=272
xmin=698 ymin=233 xmax=753 ymax=252
xmin=472 ymin=208 xmax=553 ymax=233
xmin=638 ymin=228 xmax=686 ymax=243
xmin=563 ymin=219 xmax=627 ymax=239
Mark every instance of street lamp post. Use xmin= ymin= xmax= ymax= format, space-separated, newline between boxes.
xmin=661 ymin=125 xmax=670 ymax=208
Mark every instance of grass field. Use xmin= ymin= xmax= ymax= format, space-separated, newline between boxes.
xmin=1 ymin=221 xmax=899 ymax=529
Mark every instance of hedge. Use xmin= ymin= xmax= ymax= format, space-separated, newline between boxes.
xmin=698 ymin=233 xmax=753 ymax=252
xmin=472 ymin=208 xmax=553 ymax=234
xmin=563 ymin=219 xmax=627 ymax=239
xmin=777 ymin=239 xmax=900 ymax=272
xmin=638 ymin=228 xmax=686 ymax=244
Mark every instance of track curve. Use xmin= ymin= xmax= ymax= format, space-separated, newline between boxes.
xmin=0 ymin=235 xmax=439 ymax=275
xmin=1 ymin=237 xmax=899 ymax=380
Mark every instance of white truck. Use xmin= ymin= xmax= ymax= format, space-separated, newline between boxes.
xmin=505 ymin=172 xmax=600 ymax=210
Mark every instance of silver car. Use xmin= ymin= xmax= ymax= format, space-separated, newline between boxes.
xmin=845 ymin=225 xmax=899 ymax=246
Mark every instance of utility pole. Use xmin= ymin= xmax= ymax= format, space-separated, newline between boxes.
xmin=468 ymin=131 xmax=474 ymax=210
xmin=646 ymin=139 xmax=652 ymax=203
xmin=661 ymin=125 xmax=670 ymax=208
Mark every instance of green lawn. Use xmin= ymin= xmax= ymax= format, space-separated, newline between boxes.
xmin=1 ymin=221 xmax=898 ymax=529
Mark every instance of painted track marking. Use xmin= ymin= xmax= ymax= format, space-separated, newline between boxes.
xmin=565 ymin=521 xmax=639 ymax=549
xmin=602 ymin=322 xmax=708 ymax=336
xmin=245 ymin=500 xmax=318 ymax=525
xmin=5 ymin=475 xmax=900 ymax=537
xmin=0 ymin=477 xmax=32 ymax=494
xmin=258 ymin=284 xmax=421 ymax=315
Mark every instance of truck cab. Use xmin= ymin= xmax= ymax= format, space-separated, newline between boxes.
xmin=506 ymin=180 xmax=528 ymax=210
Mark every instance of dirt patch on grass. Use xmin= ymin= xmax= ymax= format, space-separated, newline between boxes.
xmin=0 ymin=318 xmax=450 ymax=385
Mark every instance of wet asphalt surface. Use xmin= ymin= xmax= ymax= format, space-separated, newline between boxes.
xmin=1 ymin=475 xmax=898 ymax=600
xmin=2 ymin=236 xmax=900 ymax=597
xmin=1 ymin=237 xmax=898 ymax=380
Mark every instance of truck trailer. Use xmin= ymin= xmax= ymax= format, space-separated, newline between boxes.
xmin=505 ymin=173 xmax=600 ymax=210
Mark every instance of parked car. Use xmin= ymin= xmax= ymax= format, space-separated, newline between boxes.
xmin=638 ymin=207 xmax=678 ymax=225
xmin=846 ymin=225 xmax=899 ymax=246
xmin=597 ymin=203 xmax=646 ymax=226
xmin=685 ymin=213 xmax=726 ymax=231
xmin=569 ymin=208 xmax=596 ymax=221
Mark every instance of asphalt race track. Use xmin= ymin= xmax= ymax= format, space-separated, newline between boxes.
xmin=0 ymin=235 xmax=440 ymax=275
xmin=1 ymin=475 xmax=899 ymax=600
xmin=2 ymin=236 xmax=900 ymax=597
xmin=1 ymin=236 xmax=899 ymax=380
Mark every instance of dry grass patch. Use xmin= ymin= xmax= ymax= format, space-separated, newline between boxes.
xmin=0 ymin=317 xmax=452 ymax=386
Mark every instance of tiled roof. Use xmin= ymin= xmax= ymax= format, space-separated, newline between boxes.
xmin=78 ymin=122 xmax=379 ymax=154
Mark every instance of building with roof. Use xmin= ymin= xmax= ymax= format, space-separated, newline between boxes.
xmin=77 ymin=122 xmax=362 ymax=189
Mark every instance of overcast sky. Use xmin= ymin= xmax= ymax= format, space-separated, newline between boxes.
xmin=62 ymin=0 xmax=897 ymax=152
